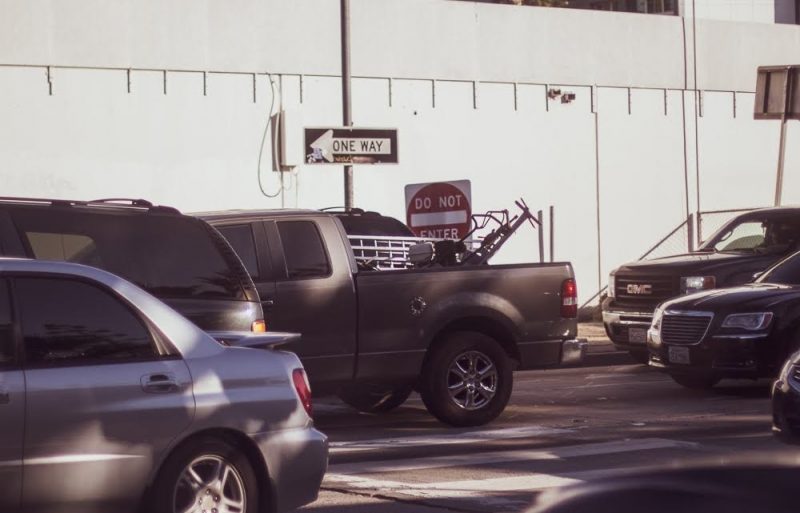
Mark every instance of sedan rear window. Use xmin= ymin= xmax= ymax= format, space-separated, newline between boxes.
xmin=12 ymin=208 xmax=247 ymax=301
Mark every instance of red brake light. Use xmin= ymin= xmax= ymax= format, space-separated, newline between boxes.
xmin=292 ymin=369 xmax=313 ymax=417
xmin=561 ymin=278 xmax=578 ymax=318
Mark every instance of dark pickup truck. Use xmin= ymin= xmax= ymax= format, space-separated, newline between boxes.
xmin=604 ymin=207 xmax=800 ymax=362
xmin=200 ymin=208 xmax=585 ymax=426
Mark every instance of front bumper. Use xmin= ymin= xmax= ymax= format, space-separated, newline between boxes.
xmin=602 ymin=309 xmax=653 ymax=353
xmin=647 ymin=333 xmax=774 ymax=379
xmin=254 ymin=426 xmax=328 ymax=513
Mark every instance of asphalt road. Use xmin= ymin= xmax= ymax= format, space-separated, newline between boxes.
xmin=299 ymin=363 xmax=800 ymax=513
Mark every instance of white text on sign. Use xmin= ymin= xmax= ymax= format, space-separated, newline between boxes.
xmin=414 ymin=194 xmax=467 ymax=210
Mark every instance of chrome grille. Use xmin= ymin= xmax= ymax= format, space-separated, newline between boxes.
xmin=615 ymin=275 xmax=678 ymax=305
xmin=661 ymin=313 xmax=713 ymax=345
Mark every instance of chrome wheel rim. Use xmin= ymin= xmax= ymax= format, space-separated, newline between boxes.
xmin=173 ymin=455 xmax=246 ymax=513
xmin=447 ymin=350 xmax=498 ymax=410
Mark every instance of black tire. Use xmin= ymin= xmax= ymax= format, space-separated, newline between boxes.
xmin=152 ymin=436 xmax=260 ymax=513
xmin=339 ymin=384 xmax=413 ymax=414
xmin=419 ymin=331 xmax=513 ymax=427
xmin=671 ymin=373 xmax=720 ymax=390
xmin=629 ymin=351 xmax=650 ymax=364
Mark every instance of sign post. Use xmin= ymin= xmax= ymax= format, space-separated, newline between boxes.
xmin=404 ymin=180 xmax=472 ymax=239
xmin=754 ymin=65 xmax=800 ymax=206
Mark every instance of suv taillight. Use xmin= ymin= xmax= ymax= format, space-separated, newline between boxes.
xmin=561 ymin=279 xmax=578 ymax=318
xmin=292 ymin=369 xmax=313 ymax=417
xmin=251 ymin=320 xmax=266 ymax=333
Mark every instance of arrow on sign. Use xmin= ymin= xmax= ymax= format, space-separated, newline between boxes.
xmin=310 ymin=130 xmax=336 ymax=163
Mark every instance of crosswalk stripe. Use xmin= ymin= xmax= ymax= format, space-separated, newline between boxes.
xmin=329 ymin=425 xmax=572 ymax=454
xmin=328 ymin=438 xmax=700 ymax=475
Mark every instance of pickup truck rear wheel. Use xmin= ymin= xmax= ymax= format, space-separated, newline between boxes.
xmin=339 ymin=384 xmax=413 ymax=414
xmin=420 ymin=331 xmax=513 ymax=427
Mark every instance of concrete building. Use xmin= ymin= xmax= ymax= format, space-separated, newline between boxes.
xmin=1 ymin=0 xmax=800 ymax=302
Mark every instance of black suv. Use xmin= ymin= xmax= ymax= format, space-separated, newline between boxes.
xmin=0 ymin=197 xmax=263 ymax=332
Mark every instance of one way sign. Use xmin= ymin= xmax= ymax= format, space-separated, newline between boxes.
xmin=305 ymin=127 xmax=399 ymax=165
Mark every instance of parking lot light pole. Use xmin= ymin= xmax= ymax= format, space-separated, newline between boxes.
xmin=341 ymin=0 xmax=354 ymax=209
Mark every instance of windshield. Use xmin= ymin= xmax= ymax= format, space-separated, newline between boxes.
xmin=759 ymin=251 xmax=800 ymax=285
xmin=701 ymin=216 xmax=800 ymax=254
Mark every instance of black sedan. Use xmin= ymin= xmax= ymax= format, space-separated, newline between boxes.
xmin=647 ymin=250 xmax=800 ymax=389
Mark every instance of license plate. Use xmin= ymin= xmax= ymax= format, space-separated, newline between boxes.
xmin=668 ymin=346 xmax=691 ymax=365
xmin=628 ymin=328 xmax=647 ymax=345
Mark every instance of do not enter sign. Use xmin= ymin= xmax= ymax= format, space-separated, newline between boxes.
xmin=404 ymin=180 xmax=472 ymax=239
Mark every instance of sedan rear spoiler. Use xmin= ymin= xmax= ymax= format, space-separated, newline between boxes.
xmin=208 ymin=331 xmax=300 ymax=349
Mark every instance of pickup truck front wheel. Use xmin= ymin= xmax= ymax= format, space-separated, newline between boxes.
xmin=420 ymin=331 xmax=513 ymax=427
xmin=339 ymin=384 xmax=413 ymax=414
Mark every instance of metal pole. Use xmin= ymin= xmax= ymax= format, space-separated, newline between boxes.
xmin=775 ymin=68 xmax=791 ymax=207
xmin=687 ymin=212 xmax=695 ymax=252
xmin=537 ymin=210 xmax=545 ymax=263
xmin=549 ymin=205 xmax=554 ymax=262
xmin=340 ymin=0 xmax=354 ymax=209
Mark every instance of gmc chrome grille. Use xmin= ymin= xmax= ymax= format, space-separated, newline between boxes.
xmin=615 ymin=275 xmax=678 ymax=304
xmin=661 ymin=313 xmax=713 ymax=345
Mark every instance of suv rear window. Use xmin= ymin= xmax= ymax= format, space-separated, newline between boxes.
xmin=12 ymin=208 xmax=247 ymax=301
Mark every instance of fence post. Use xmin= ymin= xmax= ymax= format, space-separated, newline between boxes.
xmin=537 ymin=209 xmax=545 ymax=263
xmin=687 ymin=213 xmax=695 ymax=252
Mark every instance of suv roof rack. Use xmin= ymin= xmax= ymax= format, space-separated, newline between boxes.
xmin=0 ymin=196 xmax=180 ymax=214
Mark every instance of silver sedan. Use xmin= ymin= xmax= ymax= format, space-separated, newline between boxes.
xmin=0 ymin=258 xmax=328 ymax=513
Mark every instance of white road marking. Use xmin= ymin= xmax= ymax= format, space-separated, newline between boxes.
xmin=329 ymin=438 xmax=699 ymax=475
xmin=324 ymin=473 xmax=576 ymax=507
xmin=329 ymin=425 xmax=572 ymax=454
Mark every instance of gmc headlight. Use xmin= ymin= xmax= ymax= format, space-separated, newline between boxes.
xmin=681 ymin=276 xmax=715 ymax=295
xmin=721 ymin=312 xmax=773 ymax=331
xmin=608 ymin=273 xmax=616 ymax=298
xmin=652 ymin=306 xmax=664 ymax=329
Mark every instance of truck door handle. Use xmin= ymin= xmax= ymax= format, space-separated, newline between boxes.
xmin=262 ymin=299 xmax=275 ymax=307
xmin=141 ymin=373 xmax=179 ymax=394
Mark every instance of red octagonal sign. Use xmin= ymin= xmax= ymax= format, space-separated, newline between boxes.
xmin=405 ymin=180 xmax=472 ymax=239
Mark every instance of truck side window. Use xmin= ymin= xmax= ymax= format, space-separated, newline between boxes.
xmin=216 ymin=224 xmax=260 ymax=279
xmin=277 ymin=221 xmax=331 ymax=279
xmin=0 ymin=279 xmax=13 ymax=365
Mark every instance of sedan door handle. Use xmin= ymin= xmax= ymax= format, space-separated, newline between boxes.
xmin=141 ymin=373 xmax=179 ymax=394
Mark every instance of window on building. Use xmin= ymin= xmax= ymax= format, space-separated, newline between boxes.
xmin=17 ymin=277 xmax=156 ymax=366
xmin=277 ymin=221 xmax=331 ymax=280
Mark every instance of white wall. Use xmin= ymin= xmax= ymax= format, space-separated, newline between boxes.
xmin=2 ymin=0 xmax=800 ymax=302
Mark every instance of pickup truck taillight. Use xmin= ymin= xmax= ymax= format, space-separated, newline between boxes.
xmin=292 ymin=369 xmax=313 ymax=417
xmin=561 ymin=279 xmax=578 ymax=318
xmin=251 ymin=320 xmax=267 ymax=333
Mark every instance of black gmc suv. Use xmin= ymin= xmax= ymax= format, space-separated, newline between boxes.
xmin=604 ymin=207 xmax=800 ymax=362
xmin=0 ymin=197 xmax=263 ymax=332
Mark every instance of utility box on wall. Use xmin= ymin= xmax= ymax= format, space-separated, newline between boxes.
xmin=754 ymin=65 xmax=800 ymax=119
